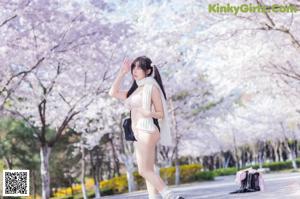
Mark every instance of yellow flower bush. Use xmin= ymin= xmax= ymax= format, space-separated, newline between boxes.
xmin=180 ymin=164 xmax=203 ymax=182
xmin=51 ymin=163 xmax=203 ymax=198
xmin=100 ymin=174 xmax=127 ymax=193
xmin=52 ymin=178 xmax=96 ymax=198
xmin=160 ymin=163 xmax=202 ymax=184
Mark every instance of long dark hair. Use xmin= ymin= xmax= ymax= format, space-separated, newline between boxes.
xmin=126 ymin=56 xmax=167 ymax=100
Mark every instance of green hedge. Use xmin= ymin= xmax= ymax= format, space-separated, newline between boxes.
xmin=194 ymin=171 xmax=215 ymax=181
xmin=213 ymin=167 xmax=237 ymax=176
xmin=210 ymin=159 xmax=300 ymax=176
xmin=251 ymin=159 xmax=300 ymax=171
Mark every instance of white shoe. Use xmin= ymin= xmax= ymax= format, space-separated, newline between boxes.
xmin=164 ymin=191 xmax=185 ymax=199
xmin=160 ymin=186 xmax=185 ymax=199
xmin=173 ymin=195 xmax=185 ymax=199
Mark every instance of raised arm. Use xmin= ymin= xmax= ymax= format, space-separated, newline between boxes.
xmin=108 ymin=58 xmax=131 ymax=100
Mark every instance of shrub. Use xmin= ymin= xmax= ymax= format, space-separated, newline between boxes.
xmin=101 ymin=187 xmax=114 ymax=196
xmin=180 ymin=164 xmax=203 ymax=183
xmin=214 ymin=167 xmax=237 ymax=176
xmin=160 ymin=166 xmax=176 ymax=184
xmin=53 ymin=196 xmax=74 ymax=199
xmin=194 ymin=171 xmax=215 ymax=181
xmin=159 ymin=163 xmax=203 ymax=184
xmin=251 ymin=159 xmax=300 ymax=171
xmin=100 ymin=174 xmax=128 ymax=193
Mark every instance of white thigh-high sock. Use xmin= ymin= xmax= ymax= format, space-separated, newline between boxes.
xmin=159 ymin=186 xmax=174 ymax=199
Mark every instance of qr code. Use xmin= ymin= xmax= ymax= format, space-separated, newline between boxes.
xmin=3 ymin=170 xmax=30 ymax=196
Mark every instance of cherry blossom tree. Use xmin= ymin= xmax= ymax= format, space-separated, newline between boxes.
xmin=0 ymin=0 xmax=130 ymax=198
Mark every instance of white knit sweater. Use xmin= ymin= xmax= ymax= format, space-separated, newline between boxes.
xmin=135 ymin=76 xmax=175 ymax=147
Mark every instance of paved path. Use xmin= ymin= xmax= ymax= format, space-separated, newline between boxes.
xmin=102 ymin=172 xmax=300 ymax=199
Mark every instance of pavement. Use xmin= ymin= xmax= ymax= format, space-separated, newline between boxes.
xmin=101 ymin=171 xmax=300 ymax=199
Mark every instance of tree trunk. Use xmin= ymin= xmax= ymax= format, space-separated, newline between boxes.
xmin=271 ymin=141 xmax=279 ymax=162
xmin=222 ymin=151 xmax=231 ymax=168
xmin=126 ymin=170 xmax=136 ymax=192
xmin=284 ymin=140 xmax=298 ymax=169
xmin=278 ymin=141 xmax=283 ymax=161
xmin=175 ymin=163 xmax=180 ymax=185
xmin=4 ymin=155 xmax=13 ymax=169
xmin=170 ymin=98 xmax=180 ymax=185
xmin=94 ymin=181 xmax=101 ymax=199
xmin=295 ymin=140 xmax=298 ymax=158
xmin=291 ymin=140 xmax=298 ymax=169
xmin=40 ymin=144 xmax=51 ymax=199
xmin=80 ymin=141 xmax=88 ymax=199
xmin=108 ymin=135 xmax=120 ymax=177
xmin=90 ymin=149 xmax=101 ymax=199
xmin=258 ymin=141 xmax=264 ymax=169
xmin=32 ymin=170 xmax=36 ymax=199
xmin=232 ymin=132 xmax=241 ymax=169
xmin=95 ymin=147 xmax=102 ymax=199
xmin=119 ymin=154 xmax=136 ymax=192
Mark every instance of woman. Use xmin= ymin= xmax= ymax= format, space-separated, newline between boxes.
xmin=109 ymin=56 xmax=184 ymax=199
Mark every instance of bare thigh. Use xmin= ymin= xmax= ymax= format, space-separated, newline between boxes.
xmin=133 ymin=126 xmax=160 ymax=174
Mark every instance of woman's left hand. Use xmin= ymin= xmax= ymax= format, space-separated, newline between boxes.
xmin=137 ymin=107 xmax=152 ymax=118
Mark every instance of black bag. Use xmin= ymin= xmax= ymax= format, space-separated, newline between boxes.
xmin=123 ymin=111 xmax=137 ymax=141
xmin=230 ymin=170 xmax=260 ymax=194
